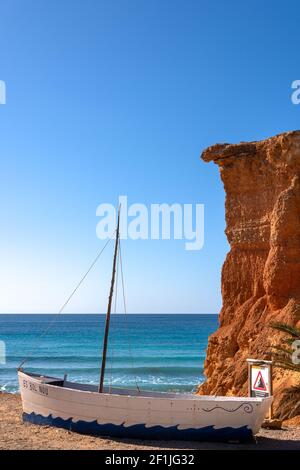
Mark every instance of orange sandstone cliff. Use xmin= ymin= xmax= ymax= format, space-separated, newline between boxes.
xmin=199 ymin=131 xmax=300 ymax=419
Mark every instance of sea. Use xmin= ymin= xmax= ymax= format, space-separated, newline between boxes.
xmin=0 ymin=314 xmax=218 ymax=394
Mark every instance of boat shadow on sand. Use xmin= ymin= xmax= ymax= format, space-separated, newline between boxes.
xmin=104 ymin=433 xmax=300 ymax=450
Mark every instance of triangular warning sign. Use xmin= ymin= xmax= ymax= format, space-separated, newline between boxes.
xmin=253 ymin=370 xmax=267 ymax=391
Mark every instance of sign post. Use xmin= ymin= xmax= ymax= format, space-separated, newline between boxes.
xmin=247 ymin=358 xmax=273 ymax=419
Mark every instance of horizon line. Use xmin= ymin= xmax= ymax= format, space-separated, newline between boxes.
xmin=0 ymin=312 xmax=219 ymax=315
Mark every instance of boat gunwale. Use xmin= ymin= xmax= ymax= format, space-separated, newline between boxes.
xmin=18 ymin=370 xmax=272 ymax=403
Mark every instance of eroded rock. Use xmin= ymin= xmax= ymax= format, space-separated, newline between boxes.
xmin=199 ymin=131 xmax=300 ymax=418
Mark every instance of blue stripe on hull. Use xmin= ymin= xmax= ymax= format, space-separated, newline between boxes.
xmin=23 ymin=412 xmax=253 ymax=442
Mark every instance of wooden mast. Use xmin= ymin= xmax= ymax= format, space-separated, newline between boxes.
xmin=99 ymin=206 xmax=120 ymax=393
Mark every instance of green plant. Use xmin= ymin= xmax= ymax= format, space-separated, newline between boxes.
xmin=269 ymin=322 xmax=300 ymax=372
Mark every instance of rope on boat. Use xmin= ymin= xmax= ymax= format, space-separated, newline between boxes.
xmin=107 ymin=239 xmax=140 ymax=393
xmin=108 ymin=243 xmax=120 ymax=392
xmin=119 ymin=239 xmax=140 ymax=393
xmin=18 ymin=233 xmax=115 ymax=370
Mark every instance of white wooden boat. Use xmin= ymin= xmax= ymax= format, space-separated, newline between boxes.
xmin=18 ymin=208 xmax=272 ymax=442
xmin=18 ymin=370 xmax=272 ymax=442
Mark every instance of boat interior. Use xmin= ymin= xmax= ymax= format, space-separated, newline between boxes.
xmin=20 ymin=370 xmax=267 ymax=401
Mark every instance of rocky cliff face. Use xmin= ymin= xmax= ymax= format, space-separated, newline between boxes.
xmin=199 ymin=131 xmax=300 ymax=419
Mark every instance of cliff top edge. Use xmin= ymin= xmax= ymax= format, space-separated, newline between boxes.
xmin=201 ymin=130 xmax=300 ymax=164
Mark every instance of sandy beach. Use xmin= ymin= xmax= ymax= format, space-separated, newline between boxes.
xmin=0 ymin=393 xmax=299 ymax=450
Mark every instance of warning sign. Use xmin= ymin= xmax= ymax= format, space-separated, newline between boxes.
xmin=253 ymin=370 xmax=267 ymax=392
xmin=248 ymin=360 xmax=272 ymax=398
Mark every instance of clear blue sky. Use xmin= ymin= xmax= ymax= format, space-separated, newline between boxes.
xmin=0 ymin=0 xmax=299 ymax=313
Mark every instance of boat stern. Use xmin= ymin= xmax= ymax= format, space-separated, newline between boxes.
xmin=251 ymin=396 xmax=273 ymax=435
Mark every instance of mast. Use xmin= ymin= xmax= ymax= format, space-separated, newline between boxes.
xmin=99 ymin=206 xmax=120 ymax=393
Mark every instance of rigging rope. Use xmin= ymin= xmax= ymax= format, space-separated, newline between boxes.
xmin=119 ymin=239 xmax=140 ymax=393
xmin=18 ymin=233 xmax=115 ymax=370
xmin=108 ymin=244 xmax=120 ymax=392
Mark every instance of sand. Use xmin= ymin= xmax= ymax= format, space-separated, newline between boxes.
xmin=0 ymin=393 xmax=299 ymax=450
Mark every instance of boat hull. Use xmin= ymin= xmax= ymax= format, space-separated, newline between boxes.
xmin=18 ymin=371 xmax=272 ymax=442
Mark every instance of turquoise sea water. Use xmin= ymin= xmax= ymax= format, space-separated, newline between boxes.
xmin=0 ymin=314 xmax=218 ymax=393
